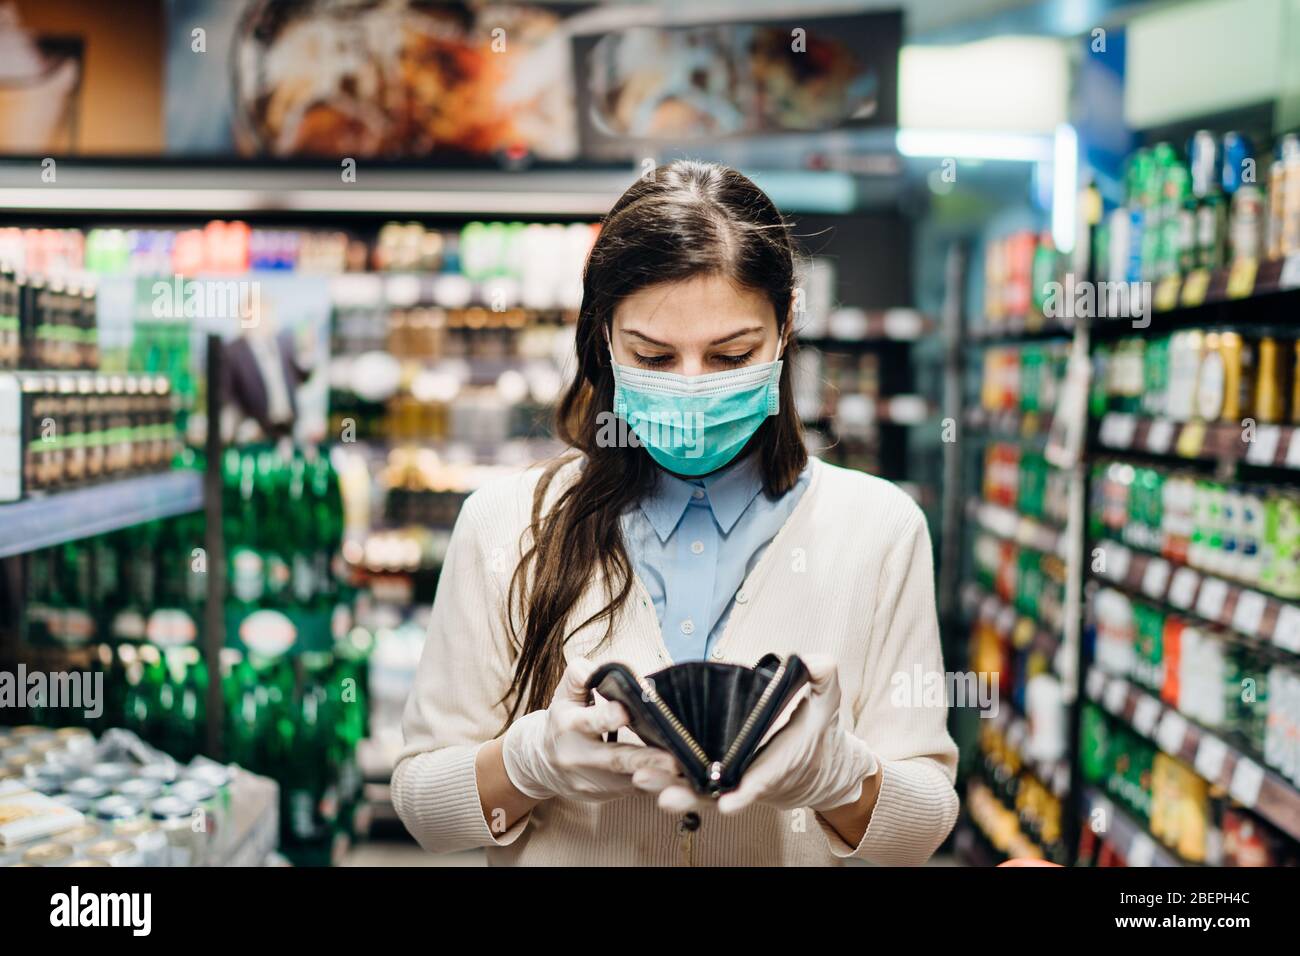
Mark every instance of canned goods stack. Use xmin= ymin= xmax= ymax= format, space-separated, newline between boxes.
xmin=1 ymin=726 xmax=238 ymax=868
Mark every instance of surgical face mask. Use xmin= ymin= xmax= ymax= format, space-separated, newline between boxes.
xmin=609 ymin=343 xmax=783 ymax=476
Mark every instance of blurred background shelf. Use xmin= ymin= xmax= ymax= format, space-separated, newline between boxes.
xmin=0 ymin=470 xmax=203 ymax=559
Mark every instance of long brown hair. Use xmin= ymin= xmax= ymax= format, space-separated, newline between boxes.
xmin=501 ymin=160 xmax=808 ymax=724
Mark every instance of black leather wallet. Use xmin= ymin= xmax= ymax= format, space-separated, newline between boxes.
xmin=586 ymin=653 xmax=810 ymax=796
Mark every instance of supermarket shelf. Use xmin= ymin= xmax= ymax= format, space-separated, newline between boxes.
xmin=1095 ymin=412 xmax=1300 ymax=471
xmin=0 ymin=471 xmax=204 ymax=559
xmin=989 ymin=704 xmax=1071 ymax=799
xmin=1084 ymin=667 xmax=1300 ymax=842
xmin=1092 ymin=538 xmax=1300 ymax=655
xmin=1091 ymin=254 xmax=1300 ymax=339
xmin=797 ymin=309 xmax=934 ymax=346
xmin=0 ymin=162 xmax=637 ymax=217
xmin=0 ymin=161 xmax=877 ymax=217
xmin=803 ymin=394 xmax=935 ymax=429
xmin=966 ymin=318 xmax=1076 ymax=342
xmin=960 ymin=581 xmax=1064 ymax=665
xmin=1081 ymin=786 xmax=1185 ymax=867
xmin=964 ymin=407 xmax=1055 ymax=442
xmin=965 ymin=497 xmax=1067 ymax=557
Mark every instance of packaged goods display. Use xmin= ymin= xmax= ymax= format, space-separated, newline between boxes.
xmin=1093 ymin=132 xmax=1300 ymax=289
xmin=1092 ymin=330 xmax=1300 ymax=425
xmin=1078 ymin=703 xmax=1298 ymax=865
xmin=0 ymin=727 xmax=264 ymax=867
xmin=982 ymin=231 xmax=1061 ymax=330
xmin=0 ymin=372 xmax=180 ymax=503
xmin=0 ymin=268 xmax=100 ymax=372
xmin=1090 ymin=459 xmax=1300 ymax=599
xmin=979 ymin=342 xmax=1070 ymax=418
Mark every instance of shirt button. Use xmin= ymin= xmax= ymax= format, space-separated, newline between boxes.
xmin=691 ymin=489 xmax=705 ymax=500
xmin=711 ymin=647 xmax=725 ymax=660
xmin=735 ymin=589 xmax=748 ymax=604
xmin=690 ymin=540 xmax=705 ymax=555
xmin=680 ymin=619 xmax=695 ymax=636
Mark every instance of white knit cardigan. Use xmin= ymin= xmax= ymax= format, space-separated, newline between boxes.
xmin=392 ymin=456 xmax=960 ymax=865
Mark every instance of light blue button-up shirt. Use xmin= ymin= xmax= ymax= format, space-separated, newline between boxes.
xmin=621 ymin=454 xmax=811 ymax=662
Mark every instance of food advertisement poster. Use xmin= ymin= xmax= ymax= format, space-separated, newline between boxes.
xmin=572 ymin=11 xmax=900 ymax=160
xmin=164 ymin=0 xmax=583 ymax=162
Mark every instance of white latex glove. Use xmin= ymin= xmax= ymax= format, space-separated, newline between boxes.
xmin=633 ymin=654 xmax=878 ymax=815
xmin=501 ymin=656 xmax=678 ymax=802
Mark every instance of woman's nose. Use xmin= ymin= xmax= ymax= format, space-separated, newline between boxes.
xmin=678 ymin=354 xmax=707 ymax=377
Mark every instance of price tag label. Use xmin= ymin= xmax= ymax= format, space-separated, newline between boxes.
xmin=1103 ymin=413 xmax=1137 ymax=449
xmin=1104 ymin=678 xmax=1128 ymax=715
xmin=1281 ymin=252 xmax=1300 ymax=290
xmin=1227 ymin=258 xmax=1258 ymax=299
xmin=1231 ymin=590 xmax=1268 ymax=638
xmin=1287 ymin=431 xmax=1300 ymax=471
xmin=1086 ymin=667 xmax=1107 ymax=701
xmin=1228 ymin=757 xmax=1265 ymax=809
xmin=1154 ymin=275 xmax=1180 ymax=312
xmin=1246 ymin=425 xmax=1281 ymax=466
xmin=1194 ymin=734 xmax=1230 ymax=783
xmin=1274 ymin=605 xmax=1300 ymax=654
xmin=1133 ymin=695 xmax=1162 ymax=736
xmin=1176 ymin=420 xmax=1206 ymax=458
xmin=1168 ymin=567 xmax=1200 ymax=609
xmin=1146 ymin=418 xmax=1175 ymax=454
xmin=1108 ymin=544 xmax=1132 ymax=583
xmin=1142 ymin=558 xmax=1171 ymax=599
xmin=1181 ymin=269 xmax=1211 ymax=306
xmin=1196 ymin=576 xmax=1230 ymax=623
xmin=1128 ymin=832 xmax=1157 ymax=867
xmin=1156 ymin=710 xmax=1189 ymax=755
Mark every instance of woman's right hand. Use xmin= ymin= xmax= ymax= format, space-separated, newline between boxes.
xmin=501 ymin=657 xmax=678 ymax=802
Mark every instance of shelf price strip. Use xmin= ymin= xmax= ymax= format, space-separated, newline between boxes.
xmin=1094 ymin=539 xmax=1300 ymax=654
xmin=1097 ymin=414 xmax=1300 ymax=470
xmin=1085 ymin=668 xmax=1300 ymax=842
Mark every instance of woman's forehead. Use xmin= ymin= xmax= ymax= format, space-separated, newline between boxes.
xmin=612 ymin=276 xmax=776 ymax=341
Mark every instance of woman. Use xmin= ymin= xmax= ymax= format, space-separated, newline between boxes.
xmin=393 ymin=160 xmax=959 ymax=865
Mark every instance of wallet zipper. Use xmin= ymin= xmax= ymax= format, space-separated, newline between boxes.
xmin=643 ymin=657 xmax=789 ymax=792
xmin=640 ymin=680 xmax=711 ymax=771
xmin=717 ymin=660 xmax=788 ymax=779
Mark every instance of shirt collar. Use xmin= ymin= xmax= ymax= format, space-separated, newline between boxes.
xmin=637 ymin=453 xmax=765 ymax=542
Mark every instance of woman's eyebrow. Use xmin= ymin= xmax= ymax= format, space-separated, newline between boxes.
xmin=709 ymin=327 xmax=765 ymax=345
xmin=622 ymin=329 xmax=674 ymax=348
xmin=621 ymin=326 xmax=765 ymax=348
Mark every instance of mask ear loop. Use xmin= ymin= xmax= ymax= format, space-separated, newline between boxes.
xmin=767 ymin=329 xmax=788 ymax=415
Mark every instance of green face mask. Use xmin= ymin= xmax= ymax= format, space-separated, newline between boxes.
xmin=610 ymin=346 xmax=783 ymax=476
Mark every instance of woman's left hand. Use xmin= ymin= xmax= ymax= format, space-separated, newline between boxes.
xmin=632 ymin=654 xmax=878 ymax=815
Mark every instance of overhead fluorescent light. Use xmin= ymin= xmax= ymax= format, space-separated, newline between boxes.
xmin=1052 ymin=123 xmax=1078 ymax=255
xmin=895 ymin=129 xmax=1054 ymax=162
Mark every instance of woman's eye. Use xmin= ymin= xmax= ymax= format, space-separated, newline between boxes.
xmin=714 ymin=350 xmax=755 ymax=367
xmin=633 ymin=353 xmax=674 ymax=368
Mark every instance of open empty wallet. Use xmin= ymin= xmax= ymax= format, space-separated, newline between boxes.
xmin=585 ymin=653 xmax=811 ymax=796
